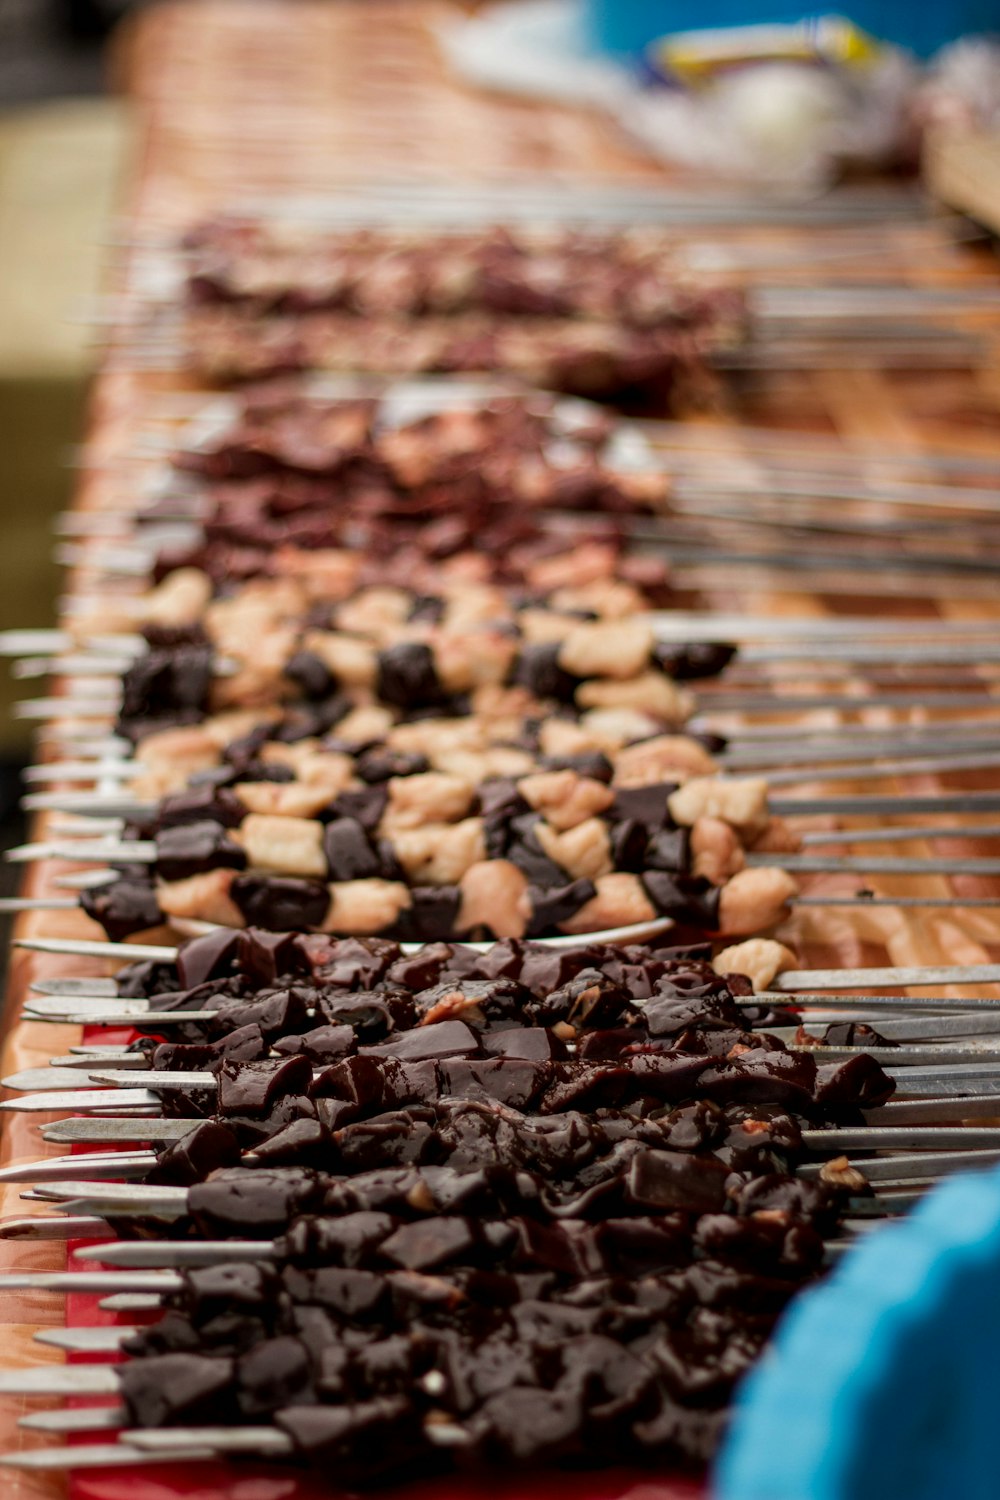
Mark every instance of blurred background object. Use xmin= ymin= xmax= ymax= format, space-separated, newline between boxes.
xmin=442 ymin=0 xmax=1000 ymax=191
xmin=0 ymin=0 xmax=143 ymax=100
xmin=585 ymin=0 xmax=1000 ymax=60
xmin=921 ymin=40 xmax=1000 ymax=238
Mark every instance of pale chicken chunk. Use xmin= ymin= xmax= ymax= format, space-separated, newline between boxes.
xmin=432 ymin=747 xmax=536 ymax=783
xmin=274 ymin=547 xmax=362 ymax=599
xmin=142 ymin=567 xmax=213 ymax=628
xmin=535 ymin=817 xmax=613 ymax=882
xmin=524 ymin=543 xmax=620 ymax=593
xmin=293 ymin=753 xmax=357 ymax=793
xmin=538 ymin=718 xmax=603 ymax=759
xmin=482 ymin=717 xmax=540 ymax=749
xmin=388 ymin=717 xmax=487 ymax=757
xmin=517 ymin=609 xmax=577 ymax=646
xmin=718 ymin=868 xmax=798 ymax=936
xmin=518 ymin=770 xmax=614 ymax=832
xmin=205 ymin=579 xmax=306 ymax=649
xmin=576 ymin=672 xmax=693 ymax=725
xmin=432 ymin=629 xmax=517 ymax=694
xmin=259 ymin=743 xmax=354 ymax=793
xmin=200 ymin=708 xmax=281 ymax=749
xmin=233 ymin=782 xmax=335 ymax=819
xmin=712 ymin=938 xmax=797 ymax=993
xmin=335 ymin=587 xmax=412 ymax=637
xmin=555 ymin=872 xmax=658 ymax=936
xmin=240 ymin=625 xmax=300 ymax=669
xmin=550 ymin=579 xmax=647 ymax=620
xmin=613 ymin=735 xmax=717 ymax=788
xmin=578 ymin=708 xmax=663 ymax=754
xmin=558 ymin=619 xmax=654 ymax=681
xmin=385 ymin=772 xmax=475 ymax=830
xmin=442 ymin=584 xmax=511 ymax=630
xmin=131 ymin=766 xmax=190 ymax=800
xmin=157 ymin=869 xmax=244 ymax=927
xmin=668 ymin=776 xmax=770 ymax=838
xmin=206 ymin=614 xmax=290 ymax=666
xmin=232 ymin=577 xmax=308 ymax=618
xmin=690 ymin=817 xmax=746 ymax=886
xmin=321 ymin=879 xmax=411 ymax=935
xmin=303 ymin=630 xmax=377 ymax=688
xmin=260 ymin=738 xmax=320 ymax=765
xmin=210 ymin=628 xmax=300 ymax=711
xmin=457 ymin=859 xmax=529 ymax=939
xmin=470 ymin=684 xmax=540 ymax=724
xmin=393 ymin=818 xmax=486 ymax=885
xmin=336 ymin=705 xmax=396 ymax=744
xmin=136 ymin=726 xmax=221 ymax=777
xmin=435 ymin=552 xmax=493 ymax=585
xmin=235 ymin=813 xmax=327 ymax=879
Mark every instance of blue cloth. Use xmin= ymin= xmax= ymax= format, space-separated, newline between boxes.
xmin=715 ymin=1163 xmax=1000 ymax=1500
xmin=584 ymin=0 xmax=1000 ymax=58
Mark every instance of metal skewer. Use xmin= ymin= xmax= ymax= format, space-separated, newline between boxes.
xmin=17 ymin=934 xmax=1000 ymax=995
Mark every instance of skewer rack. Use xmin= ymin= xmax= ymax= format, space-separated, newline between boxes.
xmin=3 ymin=2 xmax=1000 ymax=1497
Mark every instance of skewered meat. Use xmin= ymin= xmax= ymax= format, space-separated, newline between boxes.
xmin=182 ymin=307 xmax=740 ymax=403
xmin=713 ymin=939 xmax=797 ymax=992
xmin=84 ymin=751 xmax=796 ymax=941
xmin=114 ymin=576 xmax=728 ymax=752
xmin=113 ymin=389 xmax=682 ymax=598
xmin=181 ymin=222 xmax=743 ymax=331
xmin=84 ymin=572 xmax=754 ymax=951
xmin=173 ymin=223 xmax=746 ymax=402
xmin=80 ymin=930 xmax=887 ymax=1477
xmin=718 ymin=869 xmax=800 ymax=938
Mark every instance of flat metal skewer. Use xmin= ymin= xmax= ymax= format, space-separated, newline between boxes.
xmin=19 ymin=1404 xmax=125 ymax=1429
xmin=22 ymin=790 xmax=1000 ymax=824
xmin=23 ymin=636 xmax=1000 ymax=679
xmin=10 ymin=834 xmax=1000 ymax=879
xmin=8 ymin=613 xmax=1000 ymax=661
xmin=18 ymin=934 xmax=1000 ymax=995
xmin=19 ymin=726 xmax=1000 ymax=795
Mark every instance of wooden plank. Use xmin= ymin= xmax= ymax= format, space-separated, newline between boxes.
xmin=925 ymin=126 xmax=1000 ymax=238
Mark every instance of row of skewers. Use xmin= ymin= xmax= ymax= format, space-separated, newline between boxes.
xmin=4 ymin=200 xmax=1000 ymax=1487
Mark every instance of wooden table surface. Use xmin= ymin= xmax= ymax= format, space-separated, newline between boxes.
xmin=3 ymin=5 xmax=1000 ymax=1498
